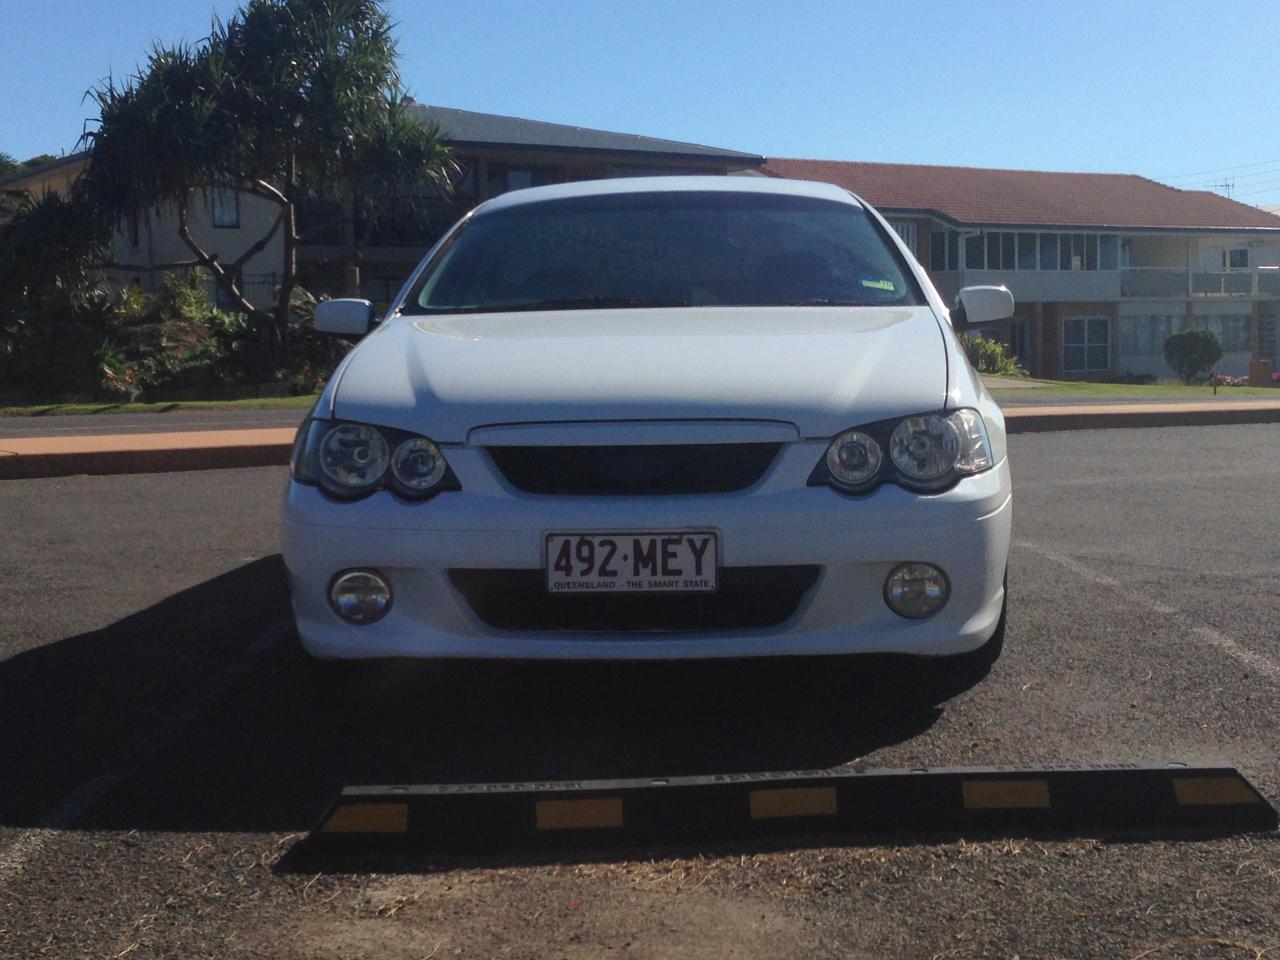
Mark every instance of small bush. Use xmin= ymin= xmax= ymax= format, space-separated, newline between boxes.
xmin=1163 ymin=329 xmax=1223 ymax=384
xmin=960 ymin=333 xmax=1026 ymax=377
xmin=96 ymin=273 xmax=246 ymax=399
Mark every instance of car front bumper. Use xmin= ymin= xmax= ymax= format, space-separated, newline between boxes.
xmin=281 ymin=443 xmax=1011 ymax=661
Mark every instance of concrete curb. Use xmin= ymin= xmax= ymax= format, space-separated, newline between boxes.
xmin=1003 ymin=401 xmax=1280 ymax=434
xmin=0 ymin=427 xmax=295 ymax=480
xmin=3 ymin=404 xmax=1280 ymax=479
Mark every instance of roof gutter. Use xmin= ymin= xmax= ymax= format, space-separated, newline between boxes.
xmin=876 ymin=208 xmax=1280 ymax=236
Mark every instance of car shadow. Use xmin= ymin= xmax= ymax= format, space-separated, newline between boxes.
xmin=0 ymin=556 xmax=983 ymax=838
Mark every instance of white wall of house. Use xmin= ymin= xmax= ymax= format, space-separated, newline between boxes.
xmin=1194 ymin=235 xmax=1280 ymax=270
xmin=114 ymin=188 xmax=284 ymax=307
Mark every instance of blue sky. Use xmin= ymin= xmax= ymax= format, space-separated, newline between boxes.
xmin=3 ymin=0 xmax=1279 ymax=205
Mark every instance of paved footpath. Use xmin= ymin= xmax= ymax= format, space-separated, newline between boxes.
xmin=3 ymin=398 xmax=1280 ymax=479
xmin=0 ymin=407 xmax=306 ymax=438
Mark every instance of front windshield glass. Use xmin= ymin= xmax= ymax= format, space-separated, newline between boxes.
xmin=406 ymin=191 xmax=924 ymax=314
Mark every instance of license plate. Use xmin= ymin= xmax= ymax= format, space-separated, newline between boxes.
xmin=545 ymin=531 xmax=718 ymax=594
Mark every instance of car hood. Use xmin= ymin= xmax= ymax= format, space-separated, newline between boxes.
xmin=328 ymin=306 xmax=948 ymax=441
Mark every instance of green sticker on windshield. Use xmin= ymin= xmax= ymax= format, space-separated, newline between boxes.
xmin=861 ymin=279 xmax=895 ymax=291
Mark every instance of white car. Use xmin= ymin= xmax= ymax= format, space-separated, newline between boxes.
xmin=282 ymin=176 xmax=1013 ymax=667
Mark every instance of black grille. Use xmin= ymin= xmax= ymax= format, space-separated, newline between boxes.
xmin=486 ymin=444 xmax=781 ymax=496
xmin=449 ymin=566 xmax=820 ymax=633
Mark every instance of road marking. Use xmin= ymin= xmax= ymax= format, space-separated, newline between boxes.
xmin=1014 ymin=540 xmax=1280 ymax=684
xmin=0 ymin=620 xmax=291 ymax=889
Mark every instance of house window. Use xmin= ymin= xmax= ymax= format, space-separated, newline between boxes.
xmin=986 ymin=232 xmax=1002 ymax=270
xmin=1063 ymin=316 xmax=1110 ymax=372
xmin=127 ymin=212 xmax=140 ymax=248
xmin=965 ymin=233 xmax=985 ymax=270
xmin=1198 ymin=315 xmax=1251 ymax=352
xmin=1100 ymin=234 xmax=1118 ymax=270
xmin=211 ymin=184 xmax=239 ymax=228
xmin=889 ymin=220 xmax=917 ymax=253
xmin=930 ymin=229 xmax=960 ymax=272
xmin=1228 ymin=248 xmax=1249 ymax=269
xmin=930 ymin=230 xmax=946 ymax=271
xmin=1017 ymin=234 xmax=1037 ymax=270
xmin=976 ymin=231 xmax=1022 ymax=270
xmin=1119 ymin=315 xmax=1177 ymax=355
xmin=1039 ymin=233 xmax=1058 ymax=271
xmin=486 ymin=164 xmax=558 ymax=196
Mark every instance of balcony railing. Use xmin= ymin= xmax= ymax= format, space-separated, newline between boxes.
xmin=931 ymin=268 xmax=1280 ymax=303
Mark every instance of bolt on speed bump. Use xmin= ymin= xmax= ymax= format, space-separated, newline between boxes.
xmin=306 ymin=764 xmax=1277 ymax=854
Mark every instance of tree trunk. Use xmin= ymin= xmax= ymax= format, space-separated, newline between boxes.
xmin=274 ymin=156 xmax=299 ymax=368
xmin=275 ymin=200 xmax=297 ymax=357
xmin=344 ymin=195 xmax=361 ymax=298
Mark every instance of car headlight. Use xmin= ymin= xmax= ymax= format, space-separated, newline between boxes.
xmin=391 ymin=437 xmax=448 ymax=491
xmin=889 ymin=415 xmax=960 ymax=487
xmin=811 ymin=408 xmax=993 ymax=495
xmin=292 ymin=418 xmax=460 ymax=501
xmin=320 ymin=423 xmax=389 ymax=492
xmin=824 ymin=430 xmax=882 ymax=491
xmin=889 ymin=410 xmax=992 ymax=490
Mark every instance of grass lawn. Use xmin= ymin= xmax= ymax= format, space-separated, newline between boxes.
xmin=0 ymin=394 xmax=320 ymax=417
xmin=4 ymin=380 xmax=1278 ymax=416
xmin=988 ymin=377 xmax=1280 ymax=402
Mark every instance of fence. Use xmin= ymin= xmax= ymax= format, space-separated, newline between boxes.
xmin=205 ymin=273 xmax=280 ymax=312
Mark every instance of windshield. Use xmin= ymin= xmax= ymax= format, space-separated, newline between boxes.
xmin=406 ymin=191 xmax=924 ymax=314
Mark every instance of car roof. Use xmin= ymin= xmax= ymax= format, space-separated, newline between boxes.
xmin=475 ymin=175 xmax=865 ymax=215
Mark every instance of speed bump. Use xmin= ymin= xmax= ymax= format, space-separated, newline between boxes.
xmin=308 ymin=764 xmax=1276 ymax=853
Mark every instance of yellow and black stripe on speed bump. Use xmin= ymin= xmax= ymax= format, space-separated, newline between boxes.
xmin=310 ymin=764 xmax=1276 ymax=853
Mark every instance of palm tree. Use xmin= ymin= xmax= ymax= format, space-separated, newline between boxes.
xmin=79 ymin=0 xmax=454 ymax=364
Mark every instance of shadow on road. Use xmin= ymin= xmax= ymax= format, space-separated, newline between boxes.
xmin=0 ymin=556 xmax=985 ymax=836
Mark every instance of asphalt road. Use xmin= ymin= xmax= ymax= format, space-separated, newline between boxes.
xmin=2 ymin=426 xmax=1278 ymax=959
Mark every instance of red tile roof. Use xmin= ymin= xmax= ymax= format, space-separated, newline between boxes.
xmin=762 ymin=158 xmax=1280 ymax=232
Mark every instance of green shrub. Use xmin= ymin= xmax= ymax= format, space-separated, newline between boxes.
xmin=960 ymin=333 xmax=1026 ymax=377
xmin=96 ymin=273 xmax=239 ymax=399
xmin=0 ymin=193 xmax=114 ymax=396
xmin=1162 ymin=329 xmax=1223 ymax=384
xmin=1 ymin=191 xmax=345 ymax=399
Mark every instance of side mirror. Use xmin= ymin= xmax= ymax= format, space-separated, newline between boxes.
xmin=952 ymin=285 xmax=1014 ymax=332
xmin=314 ymin=298 xmax=375 ymax=337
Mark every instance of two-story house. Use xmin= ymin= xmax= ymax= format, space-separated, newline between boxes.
xmin=1 ymin=105 xmax=764 ymax=307
xmin=296 ymin=103 xmax=766 ymax=302
xmin=764 ymin=159 xmax=1280 ymax=380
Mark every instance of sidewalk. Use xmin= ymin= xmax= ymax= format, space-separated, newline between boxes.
xmin=3 ymin=399 xmax=1280 ymax=479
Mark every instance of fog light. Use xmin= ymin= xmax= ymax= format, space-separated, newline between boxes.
xmin=884 ymin=563 xmax=949 ymax=619
xmin=329 ymin=569 xmax=392 ymax=624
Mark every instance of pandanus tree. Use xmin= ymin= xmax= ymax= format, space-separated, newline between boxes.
xmin=79 ymin=0 xmax=455 ymax=363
